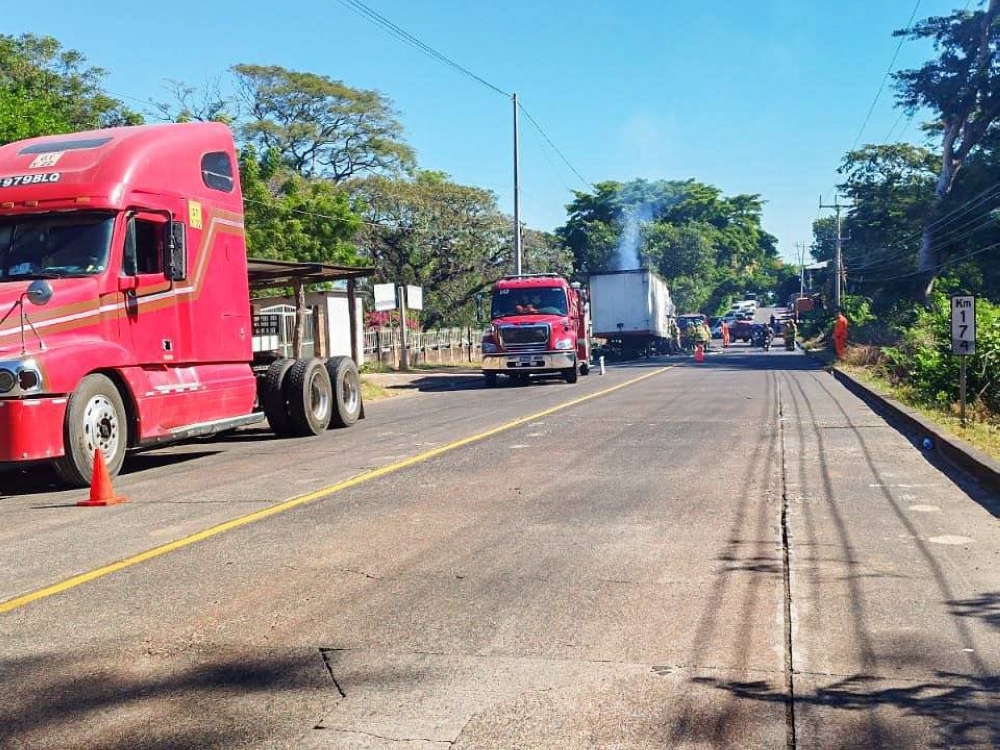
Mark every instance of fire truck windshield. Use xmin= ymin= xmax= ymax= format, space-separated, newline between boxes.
xmin=0 ymin=212 xmax=115 ymax=280
xmin=492 ymin=287 xmax=568 ymax=318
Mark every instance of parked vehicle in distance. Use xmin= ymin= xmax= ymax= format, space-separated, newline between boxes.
xmin=709 ymin=316 xmax=723 ymax=339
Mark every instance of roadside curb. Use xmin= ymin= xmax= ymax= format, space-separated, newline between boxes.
xmin=803 ymin=348 xmax=1000 ymax=496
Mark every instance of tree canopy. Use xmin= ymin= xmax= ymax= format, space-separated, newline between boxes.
xmin=233 ymin=64 xmax=415 ymax=182
xmin=351 ymin=171 xmax=513 ymax=328
xmin=559 ymin=179 xmax=781 ymax=313
xmin=892 ymin=1 xmax=1000 ymax=296
xmin=0 ymin=33 xmax=141 ymax=145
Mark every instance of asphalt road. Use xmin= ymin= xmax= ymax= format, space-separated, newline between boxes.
xmin=2 ymin=345 xmax=998 ymax=749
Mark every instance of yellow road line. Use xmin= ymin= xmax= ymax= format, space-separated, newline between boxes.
xmin=0 ymin=365 xmax=672 ymax=615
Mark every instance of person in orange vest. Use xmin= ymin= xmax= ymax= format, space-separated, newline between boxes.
xmin=721 ymin=319 xmax=731 ymax=348
xmin=833 ymin=309 xmax=849 ymax=359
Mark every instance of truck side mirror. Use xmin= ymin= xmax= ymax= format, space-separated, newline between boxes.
xmin=475 ymin=292 xmax=485 ymax=325
xmin=164 ymin=220 xmax=188 ymax=281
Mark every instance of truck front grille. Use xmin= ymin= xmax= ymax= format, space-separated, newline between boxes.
xmin=498 ymin=324 xmax=550 ymax=352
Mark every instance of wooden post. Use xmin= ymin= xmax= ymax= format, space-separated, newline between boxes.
xmin=314 ymin=300 xmax=328 ymax=358
xmin=960 ymin=355 xmax=968 ymax=428
xmin=347 ymin=277 xmax=360 ymax=365
xmin=292 ymin=278 xmax=306 ymax=359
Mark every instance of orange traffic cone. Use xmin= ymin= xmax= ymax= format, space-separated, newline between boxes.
xmin=694 ymin=344 xmax=705 ymax=363
xmin=76 ymin=449 xmax=127 ymax=507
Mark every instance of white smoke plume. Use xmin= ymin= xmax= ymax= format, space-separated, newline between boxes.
xmin=614 ymin=203 xmax=653 ymax=271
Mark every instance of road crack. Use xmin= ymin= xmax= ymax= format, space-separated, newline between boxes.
xmin=316 ymin=727 xmax=451 ymax=745
xmin=777 ymin=379 xmax=797 ymax=750
xmin=318 ymin=648 xmax=347 ymax=698
xmin=339 ymin=567 xmax=380 ymax=580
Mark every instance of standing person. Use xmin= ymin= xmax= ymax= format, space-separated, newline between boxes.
xmin=721 ymin=319 xmax=730 ymax=348
xmin=833 ymin=309 xmax=849 ymax=359
xmin=784 ymin=318 xmax=797 ymax=351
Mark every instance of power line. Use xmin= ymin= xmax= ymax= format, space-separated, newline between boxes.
xmin=334 ymin=0 xmax=595 ymax=199
xmin=851 ymin=0 xmax=923 ymax=151
xmin=861 ymin=238 xmax=1000 ymax=283
xmin=836 ymin=180 xmax=1000 ymax=273
xmin=521 ymin=115 xmax=574 ymax=194
xmin=517 ymin=102 xmax=593 ymax=189
xmin=883 ymin=108 xmax=910 ymax=143
xmin=333 ymin=0 xmax=509 ymax=98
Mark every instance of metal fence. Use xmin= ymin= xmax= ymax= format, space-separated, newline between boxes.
xmin=363 ymin=327 xmax=482 ymax=367
xmin=260 ymin=304 xmax=315 ymax=358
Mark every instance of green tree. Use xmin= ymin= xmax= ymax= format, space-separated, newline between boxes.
xmin=0 ymin=33 xmax=141 ymax=144
xmin=522 ymin=228 xmax=573 ymax=277
xmin=832 ymin=144 xmax=938 ymax=300
xmin=892 ymin=1 xmax=1000 ymax=297
xmin=352 ymin=171 xmax=511 ymax=328
xmin=233 ymin=64 xmax=415 ymax=181
xmin=558 ymin=178 xmax=781 ymax=313
xmin=239 ymin=146 xmax=362 ymax=265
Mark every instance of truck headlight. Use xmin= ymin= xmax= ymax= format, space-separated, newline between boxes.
xmin=18 ymin=369 xmax=41 ymax=391
xmin=483 ymin=341 xmax=499 ymax=353
xmin=554 ymin=338 xmax=575 ymax=350
xmin=0 ymin=369 xmax=14 ymax=393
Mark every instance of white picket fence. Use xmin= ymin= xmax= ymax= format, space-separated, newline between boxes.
xmin=363 ymin=327 xmax=482 ymax=367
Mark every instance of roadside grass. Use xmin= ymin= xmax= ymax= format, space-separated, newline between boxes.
xmin=838 ymin=363 xmax=1000 ymax=461
xmin=361 ymin=378 xmax=396 ymax=402
xmin=361 ymin=360 xmax=479 ymax=374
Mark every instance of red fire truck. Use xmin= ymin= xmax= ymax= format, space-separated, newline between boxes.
xmin=480 ymin=273 xmax=591 ymax=386
xmin=0 ymin=123 xmax=362 ymax=487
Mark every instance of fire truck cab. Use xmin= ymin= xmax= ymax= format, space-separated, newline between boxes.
xmin=480 ymin=273 xmax=591 ymax=386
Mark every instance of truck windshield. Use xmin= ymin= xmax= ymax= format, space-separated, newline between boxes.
xmin=0 ymin=212 xmax=115 ymax=280
xmin=492 ymin=287 xmax=568 ymax=317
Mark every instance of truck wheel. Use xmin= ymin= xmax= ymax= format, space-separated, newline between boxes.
xmin=262 ymin=359 xmax=296 ymax=437
xmin=563 ymin=366 xmax=578 ymax=384
xmin=483 ymin=371 xmax=498 ymax=387
xmin=325 ymin=356 xmax=361 ymax=428
xmin=286 ymin=358 xmax=333 ymax=436
xmin=580 ymin=362 xmax=590 ymax=376
xmin=53 ymin=373 xmax=128 ymax=488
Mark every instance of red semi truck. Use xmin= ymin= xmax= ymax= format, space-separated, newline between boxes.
xmin=480 ymin=273 xmax=591 ymax=386
xmin=0 ymin=122 xmax=362 ymax=487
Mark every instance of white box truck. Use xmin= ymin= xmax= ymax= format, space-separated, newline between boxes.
xmin=588 ymin=269 xmax=677 ymax=358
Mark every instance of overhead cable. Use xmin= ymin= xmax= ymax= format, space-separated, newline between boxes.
xmin=334 ymin=0 xmax=509 ymax=98
xmin=851 ymin=0 xmax=923 ymax=151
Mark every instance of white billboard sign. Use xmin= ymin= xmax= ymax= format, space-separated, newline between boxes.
xmin=406 ymin=285 xmax=424 ymax=311
xmin=374 ymin=283 xmax=397 ymax=312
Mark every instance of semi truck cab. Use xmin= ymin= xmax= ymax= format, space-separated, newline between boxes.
xmin=0 ymin=123 xmax=362 ymax=487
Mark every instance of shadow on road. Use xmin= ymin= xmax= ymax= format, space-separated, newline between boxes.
xmin=691 ymin=671 xmax=1000 ymax=749
xmin=0 ymin=450 xmax=224 ymax=500
xmin=0 ymin=649 xmax=341 ymax=750
xmin=947 ymin=591 xmax=1000 ymax=632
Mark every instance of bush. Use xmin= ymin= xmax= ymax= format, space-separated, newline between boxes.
xmin=883 ymin=293 xmax=1000 ymax=416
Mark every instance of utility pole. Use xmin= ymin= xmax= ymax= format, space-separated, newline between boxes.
xmin=512 ymin=92 xmax=522 ymax=276
xmin=819 ymin=196 xmax=852 ymax=309
xmin=397 ymin=284 xmax=409 ymax=371
xmin=795 ymin=242 xmax=807 ymax=299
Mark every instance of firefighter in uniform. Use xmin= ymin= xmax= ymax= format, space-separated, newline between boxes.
xmin=784 ymin=318 xmax=797 ymax=351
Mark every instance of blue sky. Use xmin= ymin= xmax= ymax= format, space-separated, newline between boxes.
xmin=10 ymin=1 xmax=971 ymax=262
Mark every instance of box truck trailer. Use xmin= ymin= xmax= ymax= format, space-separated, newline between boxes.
xmin=588 ymin=269 xmax=677 ymax=358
